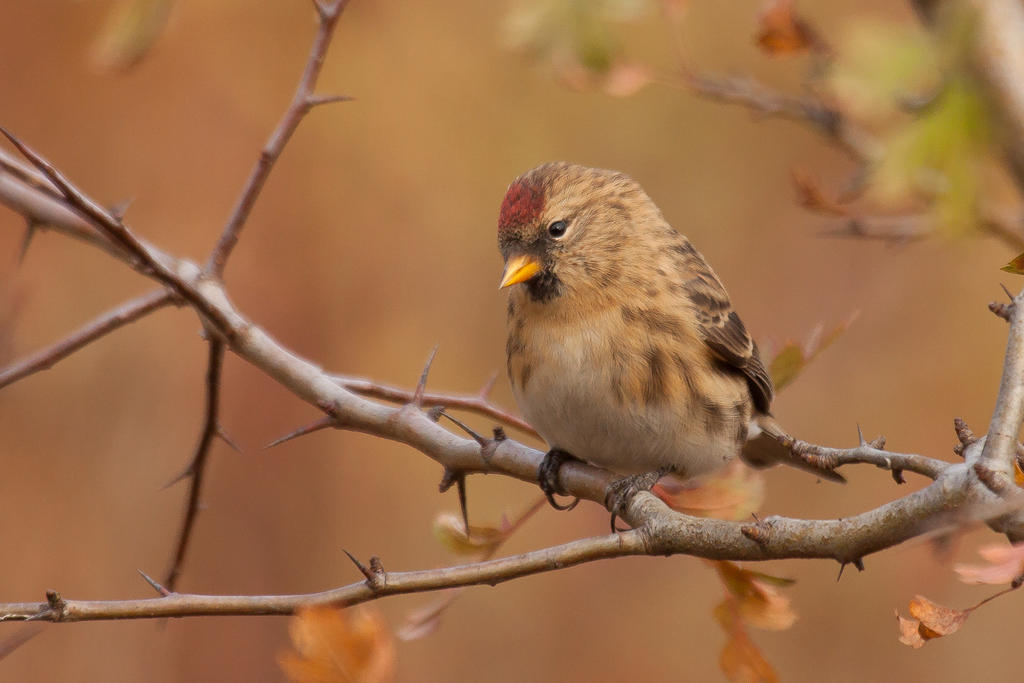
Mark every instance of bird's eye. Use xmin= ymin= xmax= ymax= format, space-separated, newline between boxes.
xmin=547 ymin=220 xmax=568 ymax=238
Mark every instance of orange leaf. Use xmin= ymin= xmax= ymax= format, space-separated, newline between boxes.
xmin=895 ymin=611 xmax=926 ymax=649
xmin=279 ymin=606 xmax=395 ymax=683
xmin=755 ymin=0 xmax=818 ymax=56
xmin=654 ymin=461 xmax=764 ymax=521
xmin=602 ymin=62 xmax=653 ymax=97
xmin=432 ymin=512 xmax=507 ymax=555
xmin=791 ymin=169 xmax=850 ymax=216
xmin=713 ymin=561 xmax=797 ymax=631
xmin=716 ymin=604 xmax=779 ymax=683
xmin=907 ymin=595 xmax=970 ymax=639
xmin=954 ymin=543 xmax=1024 ymax=585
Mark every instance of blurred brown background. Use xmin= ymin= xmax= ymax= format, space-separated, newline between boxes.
xmin=0 ymin=1 xmax=1019 ymax=681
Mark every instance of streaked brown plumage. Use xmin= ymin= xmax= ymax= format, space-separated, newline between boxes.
xmin=497 ymin=162 xmax=796 ymax=507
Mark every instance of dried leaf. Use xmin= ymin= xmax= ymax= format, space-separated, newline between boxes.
xmin=396 ymin=595 xmax=458 ymax=642
xmin=791 ymin=169 xmax=850 ymax=216
xmin=713 ymin=561 xmax=797 ymax=631
xmin=92 ymin=0 xmax=175 ymax=72
xmin=908 ymin=595 xmax=969 ymax=639
xmin=602 ymin=62 xmax=653 ymax=97
xmin=755 ymin=0 xmax=818 ymax=56
xmin=279 ymin=606 xmax=395 ymax=683
xmin=1001 ymin=252 xmax=1024 ymax=275
xmin=654 ymin=461 xmax=764 ymax=522
xmin=716 ymin=604 xmax=779 ymax=683
xmin=433 ymin=512 xmax=507 ymax=555
xmin=954 ymin=543 xmax=1024 ymax=585
xmin=895 ymin=611 xmax=926 ymax=649
xmin=768 ymin=315 xmax=857 ymax=392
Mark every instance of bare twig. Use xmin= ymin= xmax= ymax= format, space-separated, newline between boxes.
xmin=205 ymin=0 xmax=352 ymax=277
xmin=0 ymin=289 xmax=176 ymax=390
xmin=0 ymin=128 xmax=235 ymax=337
xmin=164 ymin=340 xmax=226 ymax=590
xmin=665 ymin=70 xmax=878 ymax=159
xmin=787 ymin=439 xmax=949 ymax=480
xmin=333 ymin=374 xmax=538 ymax=437
xmin=819 ymin=215 xmax=931 ymax=245
xmin=976 ymin=285 xmax=1024 ymax=490
xmin=0 ymin=531 xmax=643 ymax=623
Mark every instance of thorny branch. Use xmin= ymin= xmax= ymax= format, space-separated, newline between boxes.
xmin=332 ymin=373 xmax=538 ymax=437
xmin=206 ymin=0 xmax=353 ymax=278
xmin=0 ymin=289 xmax=177 ymax=390
xmin=3 ymin=0 xmax=1024 ymax=623
xmin=162 ymin=0 xmax=353 ymax=589
xmin=163 ymin=341 xmax=226 ymax=591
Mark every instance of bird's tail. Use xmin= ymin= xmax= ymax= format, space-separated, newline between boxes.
xmin=741 ymin=415 xmax=846 ymax=483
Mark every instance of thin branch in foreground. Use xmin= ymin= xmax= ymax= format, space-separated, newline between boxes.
xmin=164 ymin=340 xmax=226 ymax=590
xmin=205 ymin=0 xmax=352 ymax=278
xmin=0 ymin=289 xmax=176 ymax=390
xmin=664 ymin=70 xmax=877 ymax=159
xmin=0 ymin=532 xmax=644 ymax=622
xmin=0 ymin=128 xmax=236 ymax=337
xmin=333 ymin=374 xmax=538 ymax=437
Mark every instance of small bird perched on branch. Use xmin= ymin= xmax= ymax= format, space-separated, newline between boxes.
xmin=497 ymin=162 xmax=836 ymax=522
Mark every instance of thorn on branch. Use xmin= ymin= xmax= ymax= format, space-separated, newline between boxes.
xmin=891 ymin=468 xmax=906 ymax=485
xmin=412 ymin=345 xmax=439 ymax=407
xmin=343 ymin=550 xmax=385 ymax=590
xmin=305 ymin=93 xmax=354 ymax=109
xmin=216 ymin=425 xmax=243 ymax=453
xmin=18 ymin=219 xmax=37 ymax=264
xmin=109 ymin=197 xmax=134 ymax=221
xmin=137 ymin=570 xmax=173 ymax=597
xmin=439 ymin=468 xmax=471 ymax=534
xmin=264 ymin=415 xmax=336 ymax=449
xmin=426 ymin=406 xmax=444 ymax=422
xmin=439 ymin=411 xmax=498 ymax=462
xmin=492 ymin=426 xmax=507 ymax=442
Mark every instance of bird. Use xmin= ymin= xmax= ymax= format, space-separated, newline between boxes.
xmin=497 ymin=162 xmax=837 ymax=522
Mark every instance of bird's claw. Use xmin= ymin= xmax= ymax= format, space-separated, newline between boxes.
xmin=538 ymin=449 xmax=580 ymax=511
xmin=604 ymin=466 xmax=671 ymax=532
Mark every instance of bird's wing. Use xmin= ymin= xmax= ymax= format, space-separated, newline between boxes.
xmin=682 ymin=255 xmax=774 ymax=414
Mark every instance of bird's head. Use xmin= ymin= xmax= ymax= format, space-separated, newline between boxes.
xmin=497 ymin=162 xmax=662 ymax=303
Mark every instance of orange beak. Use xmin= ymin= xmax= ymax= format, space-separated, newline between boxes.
xmin=499 ymin=254 xmax=542 ymax=289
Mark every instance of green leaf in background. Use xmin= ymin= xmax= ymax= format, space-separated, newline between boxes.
xmin=769 ymin=316 xmax=857 ymax=392
xmin=1001 ymin=252 xmax=1024 ymax=275
xmin=92 ymin=0 xmax=175 ymax=72
xmin=504 ymin=0 xmax=649 ymax=75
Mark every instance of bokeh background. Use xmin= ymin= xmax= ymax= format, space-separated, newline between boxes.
xmin=0 ymin=1 xmax=1020 ymax=681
